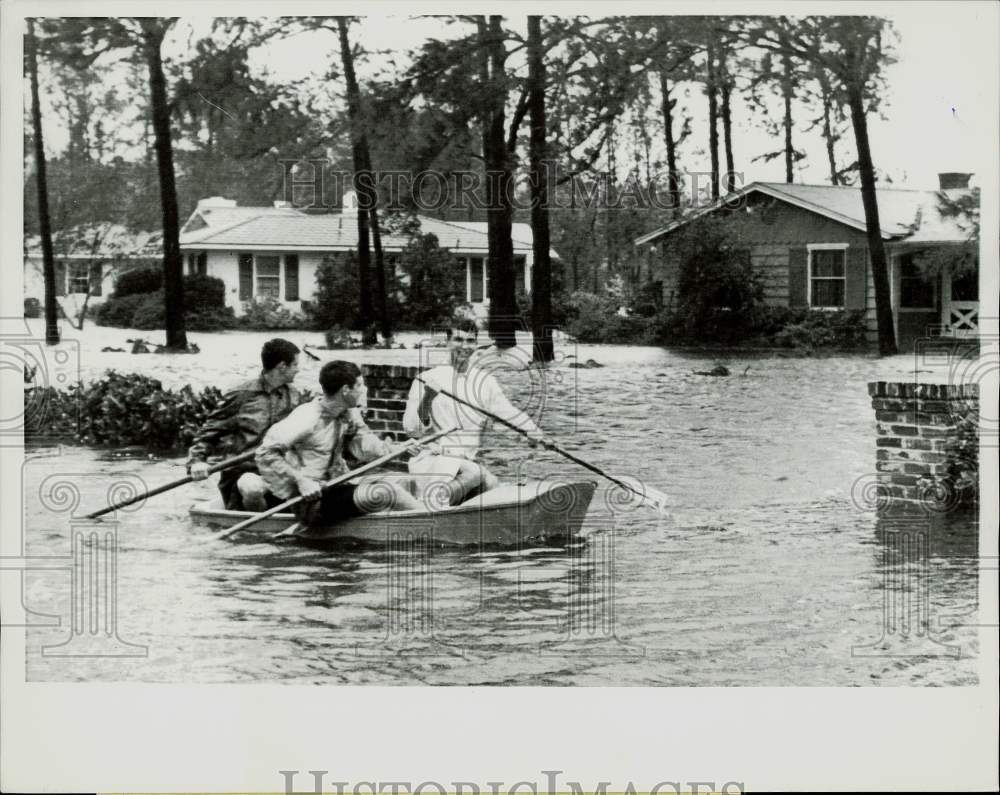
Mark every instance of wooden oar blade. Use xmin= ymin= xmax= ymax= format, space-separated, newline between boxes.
xmin=639 ymin=486 xmax=672 ymax=514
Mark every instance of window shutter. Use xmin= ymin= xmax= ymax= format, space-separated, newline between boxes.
xmin=55 ymin=261 xmax=66 ymax=297
xmin=197 ymin=251 xmax=207 ymax=275
xmin=89 ymin=262 xmax=103 ymax=296
xmin=238 ymin=254 xmax=253 ymax=300
xmin=788 ymin=247 xmax=808 ymax=307
xmin=845 ymin=247 xmax=867 ymax=310
xmin=284 ymin=254 xmax=299 ymax=301
xmin=470 ymin=258 xmax=484 ymax=302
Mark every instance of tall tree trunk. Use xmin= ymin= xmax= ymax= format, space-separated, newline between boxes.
xmin=140 ymin=22 xmax=187 ymax=350
xmin=368 ymin=204 xmax=391 ymax=342
xmin=818 ymin=70 xmax=839 ymax=185
xmin=659 ymin=69 xmax=681 ymax=218
xmin=706 ymin=42 xmax=720 ymax=200
xmin=781 ymin=50 xmax=795 ymax=183
xmin=720 ymin=52 xmax=736 ymax=193
xmin=482 ymin=16 xmax=517 ymax=348
xmin=847 ymin=86 xmax=896 ymax=356
xmin=27 ymin=20 xmax=60 ymax=345
xmin=337 ymin=18 xmax=376 ymax=339
xmin=527 ymin=16 xmax=553 ymax=363
xmin=658 ymin=70 xmax=681 ymax=217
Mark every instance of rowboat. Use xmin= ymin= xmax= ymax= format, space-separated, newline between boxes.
xmin=189 ymin=476 xmax=597 ymax=547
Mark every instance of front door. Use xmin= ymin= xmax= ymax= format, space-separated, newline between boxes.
xmin=942 ymin=268 xmax=979 ymax=337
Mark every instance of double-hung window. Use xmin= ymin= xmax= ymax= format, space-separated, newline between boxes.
xmin=808 ymin=246 xmax=847 ymax=309
xmin=67 ymin=263 xmax=91 ymax=294
xmin=255 ymin=255 xmax=281 ymax=298
xmin=238 ymin=253 xmax=299 ymax=301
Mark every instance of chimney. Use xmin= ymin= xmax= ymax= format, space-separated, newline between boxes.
xmin=196 ymin=196 xmax=237 ymax=210
xmin=938 ymin=172 xmax=972 ymax=190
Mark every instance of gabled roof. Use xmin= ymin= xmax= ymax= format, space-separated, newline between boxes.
xmin=634 ymin=181 xmax=977 ymax=247
xmin=178 ymin=204 xmax=539 ymax=254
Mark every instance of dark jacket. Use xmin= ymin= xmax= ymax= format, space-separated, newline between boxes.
xmin=186 ymin=373 xmax=300 ymax=470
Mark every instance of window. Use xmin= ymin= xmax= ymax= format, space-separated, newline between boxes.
xmin=899 ymin=254 xmax=935 ymax=309
xmin=67 ymin=262 xmax=90 ymax=294
xmin=809 ymin=247 xmax=846 ymax=308
xmin=255 ymin=255 xmax=281 ymax=298
xmin=951 ymin=267 xmax=978 ymax=302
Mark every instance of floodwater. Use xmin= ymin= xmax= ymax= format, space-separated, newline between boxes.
xmin=17 ymin=325 xmax=981 ymax=685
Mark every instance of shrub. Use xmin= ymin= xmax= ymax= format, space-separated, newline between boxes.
xmin=307 ymin=253 xmax=361 ymax=330
xmin=24 ymin=370 xmax=224 ymax=451
xmin=130 ymin=291 xmax=165 ymax=330
xmin=96 ymin=293 xmax=148 ymax=327
xmin=184 ymin=273 xmax=226 ymax=311
xmin=99 ymin=274 xmax=234 ymax=331
xmin=240 ymin=296 xmax=306 ymax=330
xmin=770 ymin=309 xmax=867 ymax=350
xmin=24 ymin=297 xmax=41 ymax=318
xmin=669 ymin=217 xmax=765 ymax=343
xmin=114 ymin=266 xmax=162 ymax=297
xmin=324 ymin=326 xmax=356 ymax=349
xmin=396 ymin=233 xmax=465 ymax=328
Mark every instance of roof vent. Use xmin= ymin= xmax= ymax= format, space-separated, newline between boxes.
xmin=938 ymin=172 xmax=972 ymax=190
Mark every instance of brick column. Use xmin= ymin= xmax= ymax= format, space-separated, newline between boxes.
xmin=868 ymin=381 xmax=979 ymax=511
xmin=361 ymin=364 xmax=422 ymax=441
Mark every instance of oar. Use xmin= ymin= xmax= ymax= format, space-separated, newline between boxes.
xmin=416 ymin=378 xmax=671 ymax=514
xmin=214 ymin=425 xmax=457 ymax=540
xmin=85 ymin=449 xmax=258 ymax=519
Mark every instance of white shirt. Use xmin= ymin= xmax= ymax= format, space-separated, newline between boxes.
xmin=402 ymin=364 xmax=541 ymax=460
xmin=257 ymin=400 xmax=391 ymax=498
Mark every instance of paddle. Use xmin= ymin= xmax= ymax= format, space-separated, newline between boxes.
xmin=214 ymin=425 xmax=457 ymax=540
xmin=416 ymin=378 xmax=671 ymax=514
xmin=85 ymin=449 xmax=258 ymax=519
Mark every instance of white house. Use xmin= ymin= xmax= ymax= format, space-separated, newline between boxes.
xmin=23 ymin=223 xmax=162 ymax=316
xmin=177 ymin=197 xmax=549 ymax=318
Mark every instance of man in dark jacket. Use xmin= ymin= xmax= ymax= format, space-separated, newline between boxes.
xmin=187 ymin=338 xmax=301 ymax=510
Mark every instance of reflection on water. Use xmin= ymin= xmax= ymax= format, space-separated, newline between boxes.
xmin=20 ymin=349 xmax=980 ymax=685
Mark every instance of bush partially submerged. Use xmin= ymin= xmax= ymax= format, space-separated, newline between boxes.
xmin=24 ymin=370 xmax=224 ymax=451
xmin=240 ymin=296 xmax=305 ymax=330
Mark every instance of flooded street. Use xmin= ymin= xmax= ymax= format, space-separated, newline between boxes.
xmin=18 ymin=324 xmax=980 ymax=685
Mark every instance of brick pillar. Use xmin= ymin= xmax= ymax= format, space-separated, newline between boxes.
xmin=361 ymin=364 xmax=422 ymax=441
xmin=868 ymin=381 xmax=979 ymax=511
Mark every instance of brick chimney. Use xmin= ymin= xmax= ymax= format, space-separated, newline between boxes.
xmin=938 ymin=172 xmax=972 ymax=190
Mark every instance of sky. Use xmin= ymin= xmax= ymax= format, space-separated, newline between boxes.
xmin=244 ymin=6 xmax=998 ymax=191
xmin=27 ymin=5 xmax=999 ymax=192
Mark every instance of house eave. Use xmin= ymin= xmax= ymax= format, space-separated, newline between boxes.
xmin=633 ymin=182 xmax=901 ymax=247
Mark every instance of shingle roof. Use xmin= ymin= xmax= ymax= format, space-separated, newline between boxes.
xmin=24 ymin=223 xmax=162 ymax=259
xmin=178 ymin=206 xmax=536 ymax=253
xmin=634 ymin=181 xmax=977 ymax=246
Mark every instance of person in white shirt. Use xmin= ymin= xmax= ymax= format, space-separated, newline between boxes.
xmin=257 ymin=360 xmax=422 ymax=525
xmin=403 ymin=321 xmax=544 ymax=506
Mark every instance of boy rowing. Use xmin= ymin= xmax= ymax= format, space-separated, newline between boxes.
xmin=403 ymin=321 xmax=545 ymax=506
xmin=256 ymin=360 xmax=422 ymax=525
xmin=186 ymin=338 xmax=301 ymax=510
